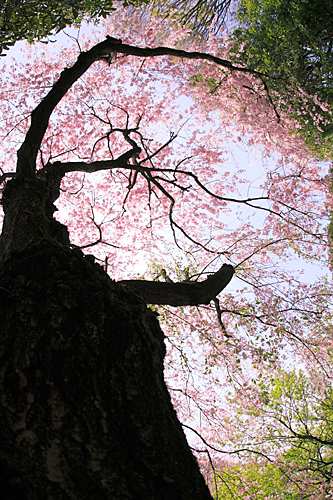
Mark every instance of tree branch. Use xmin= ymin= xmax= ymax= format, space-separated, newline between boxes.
xmin=118 ymin=264 xmax=234 ymax=306
xmin=39 ymin=148 xmax=140 ymax=201
xmin=16 ymin=36 xmax=278 ymax=181
xmin=0 ymin=171 xmax=15 ymax=187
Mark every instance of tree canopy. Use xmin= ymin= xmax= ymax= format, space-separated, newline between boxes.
xmin=0 ymin=6 xmax=332 ymax=498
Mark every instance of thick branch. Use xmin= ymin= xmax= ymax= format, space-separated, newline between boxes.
xmin=39 ymin=148 xmax=140 ymax=202
xmin=118 ymin=264 xmax=234 ymax=306
xmin=97 ymin=37 xmax=280 ymax=82
xmin=48 ymin=151 xmax=139 ymax=175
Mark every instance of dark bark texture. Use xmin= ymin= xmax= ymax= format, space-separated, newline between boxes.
xmin=0 ymin=243 xmax=213 ymax=500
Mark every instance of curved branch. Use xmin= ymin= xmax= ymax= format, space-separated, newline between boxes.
xmin=118 ymin=263 xmax=234 ymax=306
xmin=109 ymin=41 xmax=275 ymax=79
xmin=16 ymin=36 xmax=280 ymax=181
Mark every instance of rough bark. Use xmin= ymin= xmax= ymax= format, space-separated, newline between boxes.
xmin=0 ymin=242 xmax=213 ymax=500
xmin=0 ymin=177 xmax=70 ymax=265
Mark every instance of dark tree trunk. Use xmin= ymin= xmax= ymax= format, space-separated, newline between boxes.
xmin=0 ymin=240 xmax=213 ymax=499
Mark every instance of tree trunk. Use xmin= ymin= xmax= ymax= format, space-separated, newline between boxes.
xmin=0 ymin=240 xmax=213 ymax=499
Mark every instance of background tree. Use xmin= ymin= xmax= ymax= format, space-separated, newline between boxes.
xmin=216 ymin=367 xmax=333 ymax=498
xmin=229 ymin=0 xmax=333 ymax=160
xmin=0 ymin=0 xmax=149 ymax=53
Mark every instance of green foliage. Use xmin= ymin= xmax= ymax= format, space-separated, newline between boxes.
xmin=259 ymin=370 xmax=333 ymax=480
xmin=229 ymin=0 xmax=333 ymax=159
xmin=219 ymin=369 xmax=333 ymax=498
xmin=144 ymin=257 xmax=198 ymax=283
xmin=0 ymin=0 xmax=149 ymax=53
xmin=217 ymin=460 xmax=304 ymax=499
